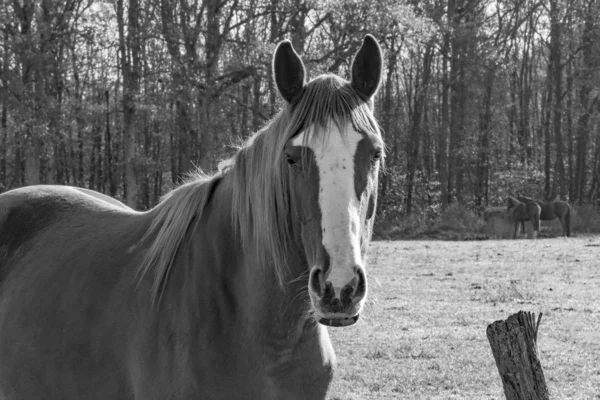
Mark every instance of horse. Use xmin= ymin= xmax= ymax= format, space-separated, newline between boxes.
xmin=507 ymin=196 xmax=541 ymax=239
xmin=517 ymin=195 xmax=571 ymax=237
xmin=0 ymin=35 xmax=384 ymax=399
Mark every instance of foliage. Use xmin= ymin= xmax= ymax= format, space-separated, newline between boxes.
xmin=374 ymin=202 xmax=486 ymax=241
xmin=570 ymin=204 xmax=600 ymax=234
xmin=1 ymin=0 xmax=600 ymax=214
xmin=488 ymin=167 xmax=547 ymax=206
xmin=437 ymin=204 xmax=484 ymax=236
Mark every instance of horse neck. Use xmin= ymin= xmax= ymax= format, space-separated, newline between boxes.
xmin=244 ymin=248 xmax=329 ymax=374
xmin=224 ymin=178 xmax=317 ymax=350
xmin=155 ymin=175 xmax=317 ymax=352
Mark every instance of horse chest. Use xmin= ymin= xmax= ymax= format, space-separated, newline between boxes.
xmin=262 ymin=326 xmax=337 ymax=400
xmin=160 ymin=347 xmax=335 ymax=400
xmin=186 ymin=325 xmax=336 ymax=399
xmin=266 ymin=349 xmax=336 ymax=399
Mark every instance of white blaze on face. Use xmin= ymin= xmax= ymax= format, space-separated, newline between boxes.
xmin=292 ymin=122 xmax=363 ymax=298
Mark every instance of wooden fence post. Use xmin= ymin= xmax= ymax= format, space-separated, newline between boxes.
xmin=486 ymin=311 xmax=549 ymax=400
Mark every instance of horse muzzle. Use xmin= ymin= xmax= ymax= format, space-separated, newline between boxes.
xmin=308 ymin=266 xmax=367 ymax=327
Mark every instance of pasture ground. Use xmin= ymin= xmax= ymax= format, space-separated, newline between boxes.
xmin=328 ymin=236 xmax=600 ymax=399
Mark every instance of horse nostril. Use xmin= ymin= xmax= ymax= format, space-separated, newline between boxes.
xmin=309 ymin=268 xmax=324 ymax=297
xmin=354 ymin=266 xmax=367 ymax=300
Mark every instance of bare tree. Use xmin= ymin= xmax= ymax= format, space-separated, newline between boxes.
xmin=116 ymin=0 xmax=141 ymax=206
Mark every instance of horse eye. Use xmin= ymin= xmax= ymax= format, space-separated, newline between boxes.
xmin=286 ymin=154 xmax=297 ymax=166
xmin=372 ymin=150 xmax=382 ymax=162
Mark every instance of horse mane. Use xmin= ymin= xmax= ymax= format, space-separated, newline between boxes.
xmin=517 ymin=194 xmax=534 ymax=203
xmin=226 ymin=74 xmax=382 ymax=285
xmin=137 ymin=172 xmax=221 ymax=304
xmin=136 ymin=74 xmax=381 ymax=302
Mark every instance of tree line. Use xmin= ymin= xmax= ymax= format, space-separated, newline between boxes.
xmin=1 ymin=0 xmax=599 ymax=222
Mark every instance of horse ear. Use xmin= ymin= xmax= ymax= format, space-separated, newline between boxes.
xmin=351 ymin=34 xmax=383 ymax=101
xmin=273 ymin=40 xmax=306 ymax=103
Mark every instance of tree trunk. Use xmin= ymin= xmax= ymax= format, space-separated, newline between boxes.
xmin=574 ymin=1 xmax=596 ymax=205
xmin=13 ymin=1 xmax=39 ymax=186
xmin=252 ymin=74 xmax=262 ymax=132
xmin=159 ymin=0 xmax=201 ymax=177
xmin=518 ymin=40 xmax=532 ymax=166
xmin=566 ymin=61 xmax=573 ymax=201
xmin=550 ymin=0 xmax=565 ymax=199
xmin=268 ymin=0 xmax=281 ymax=115
xmin=72 ymin=45 xmax=85 ymax=186
xmin=169 ymin=112 xmax=178 ymax=185
xmin=23 ymin=133 xmax=41 ymax=185
xmin=508 ymin=65 xmax=518 ymax=168
xmin=289 ymin=0 xmax=307 ymax=53
xmin=380 ymin=37 xmax=397 ymax=202
xmin=117 ymin=0 xmax=140 ymax=206
xmin=0 ymin=101 xmax=6 ymax=188
xmin=591 ymin=124 xmax=600 ymax=202
xmin=90 ymin=126 xmax=102 ymax=191
xmin=406 ymin=43 xmax=433 ymax=214
xmin=476 ymin=66 xmax=495 ymax=208
xmin=542 ymin=62 xmax=553 ymax=200
xmin=448 ymin=0 xmax=469 ymax=204
xmin=0 ymin=29 xmax=7 ymax=187
xmin=105 ymin=90 xmax=117 ymax=196
xmin=448 ymin=0 xmax=458 ymax=203
xmin=196 ymin=0 xmax=244 ymax=171
xmin=439 ymin=0 xmax=451 ymax=209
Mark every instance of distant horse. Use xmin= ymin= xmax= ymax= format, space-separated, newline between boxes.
xmin=517 ymin=195 xmax=571 ymax=237
xmin=507 ymin=196 xmax=541 ymax=239
xmin=0 ymin=35 xmax=384 ymax=399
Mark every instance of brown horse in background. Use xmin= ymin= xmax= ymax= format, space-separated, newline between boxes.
xmin=507 ymin=196 xmax=541 ymax=239
xmin=517 ymin=195 xmax=571 ymax=237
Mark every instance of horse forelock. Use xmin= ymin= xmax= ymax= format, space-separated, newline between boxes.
xmin=290 ymin=75 xmax=381 ymax=151
xmin=138 ymin=172 xmax=220 ymax=304
xmin=228 ymin=74 xmax=381 ymax=286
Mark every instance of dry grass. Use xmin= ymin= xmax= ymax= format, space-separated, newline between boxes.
xmin=327 ymin=236 xmax=600 ymax=400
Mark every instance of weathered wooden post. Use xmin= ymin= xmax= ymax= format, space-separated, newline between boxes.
xmin=486 ymin=311 xmax=549 ymax=400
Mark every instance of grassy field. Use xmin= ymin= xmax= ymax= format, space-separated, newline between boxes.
xmin=327 ymin=236 xmax=600 ymax=400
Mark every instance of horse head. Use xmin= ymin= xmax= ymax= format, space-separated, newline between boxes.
xmin=273 ymin=36 xmax=383 ymax=327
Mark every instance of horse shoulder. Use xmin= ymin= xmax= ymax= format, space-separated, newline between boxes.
xmin=0 ymin=187 xmax=149 ymax=399
xmin=0 ymin=186 xmax=144 ymax=270
xmin=0 ymin=187 xmax=66 ymax=265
